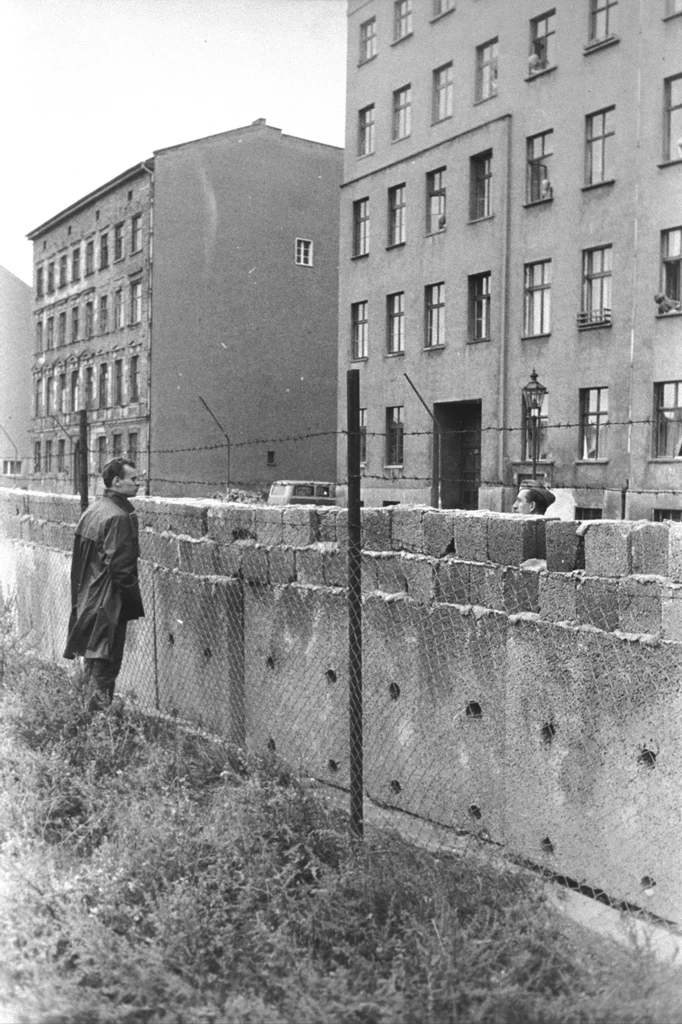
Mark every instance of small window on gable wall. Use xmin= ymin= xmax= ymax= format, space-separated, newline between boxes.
xmin=295 ymin=239 xmax=313 ymax=266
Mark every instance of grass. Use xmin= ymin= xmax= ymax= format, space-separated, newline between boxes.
xmin=0 ymin=625 xmax=681 ymax=1023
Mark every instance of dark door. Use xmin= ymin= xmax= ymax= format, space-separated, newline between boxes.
xmin=433 ymin=401 xmax=481 ymax=509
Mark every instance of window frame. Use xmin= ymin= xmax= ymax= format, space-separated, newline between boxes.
xmin=433 ymin=0 xmax=455 ymax=17
xmin=580 ymin=245 xmax=613 ymax=327
xmin=114 ymin=359 xmax=124 ymax=406
xmin=392 ymin=84 xmax=412 ymax=141
xmin=352 ymin=198 xmax=370 ymax=257
xmin=351 ymin=300 xmax=369 ymax=360
xmin=476 ymin=38 xmax=499 ymax=102
xmin=44 ymin=439 xmax=53 ymax=474
xmin=522 ymin=391 xmax=550 ymax=462
xmin=114 ymin=222 xmax=125 ymax=261
xmin=34 ymin=441 xmax=41 ymax=474
xmin=529 ymin=10 xmax=556 ymax=73
xmin=425 ymin=282 xmax=446 ymax=348
xmin=295 ymin=238 xmax=313 ymax=266
xmin=130 ymin=280 xmax=142 ymax=325
xmin=426 ymin=168 xmax=447 ymax=234
xmin=589 ymin=0 xmax=618 ymax=43
xmin=130 ymin=355 xmax=140 ymax=403
xmin=359 ymin=17 xmax=377 ymax=63
xmin=72 ymin=246 xmax=81 ymax=282
xmin=99 ymin=294 xmax=108 ymax=335
xmin=359 ymin=408 xmax=367 ymax=465
xmin=57 ymin=438 xmax=66 ymax=473
xmin=385 ymin=405 xmax=404 ymax=466
xmin=46 ymin=316 xmax=54 ymax=350
xmin=393 ymin=0 xmax=413 ymax=41
xmin=71 ymin=306 xmax=79 ymax=343
xmin=59 ymin=254 xmax=68 ymax=288
xmin=388 ymin=183 xmax=407 ymax=246
xmin=469 ymin=272 xmax=491 ymax=342
xmin=47 ymin=262 xmax=55 ymax=293
xmin=98 ymin=362 xmax=109 ymax=409
xmin=358 ymin=105 xmax=376 ymax=157
xmin=58 ymin=310 xmax=67 ymax=346
xmin=387 ymin=291 xmax=406 ymax=355
xmin=579 ymin=387 xmax=609 ymax=460
xmin=36 ymin=267 xmax=44 ymax=298
xmin=85 ymin=301 xmax=94 ymax=339
xmin=470 ymin=151 xmax=493 ymax=221
xmin=432 ymin=62 xmax=454 ymax=122
xmin=661 ymin=227 xmax=682 ymax=302
xmin=523 ymin=260 xmax=552 ymax=337
xmin=585 ymin=107 xmax=615 ymax=185
xmin=100 ymin=232 xmax=109 ymax=270
xmin=85 ymin=241 xmax=94 ymax=276
xmin=131 ymin=214 xmax=142 ymax=253
xmin=654 ymin=380 xmax=682 ymax=458
xmin=526 ymin=130 xmax=554 ymax=203
xmin=664 ymin=74 xmax=682 ymax=162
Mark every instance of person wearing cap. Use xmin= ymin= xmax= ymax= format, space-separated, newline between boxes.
xmin=512 ymin=483 xmax=556 ymax=516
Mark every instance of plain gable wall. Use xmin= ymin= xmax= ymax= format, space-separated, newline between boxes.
xmin=150 ymin=125 xmax=343 ymax=496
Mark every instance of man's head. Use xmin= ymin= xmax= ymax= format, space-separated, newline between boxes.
xmin=102 ymin=458 xmax=140 ymax=498
xmin=512 ymin=485 xmax=555 ymax=516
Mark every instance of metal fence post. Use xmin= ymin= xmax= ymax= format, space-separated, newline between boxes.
xmin=78 ymin=409 xmax=89 ymax=512
xmin=347 ymin=369 xmax=363 ymax=838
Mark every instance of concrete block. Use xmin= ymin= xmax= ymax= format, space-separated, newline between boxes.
xmin=361 ymin=552 xmax=379 ymax=593
xmin=669 ymin=523 xmax=682 ymax=583
xmin=323 ymin=548 xmax=346 ymax=588
xmin=422 ymin=510 xmax=457 ymax=558
xmin=268 ymin=546 xmax=296 ymax=585
xmin=488 ymin=514 xmax=543 ymax=566
xmin=618 ymin=577 xmax=663 ymax=635
xmin=136 ymin=497 xmax=209 ymax=538
xmin=361 ymin=508 xmax=391 ymax=551
xmin=282 ymin=507 xmax=319 ymax=547
xmin=435 ymin=558 xmax=470 ymax=605
xmin=583 ymin=521 xmax=633 ymax=578
xmin=401 ymin=554 xmax=434 ymax=603
xmin=206 ymin=505 xmax=257 ymax=544
xmin=469 ymin=563 xmax=505 ymax=611
xmin=391 ymin=506 xmax=425 ymax=554
xmin=504 ymin=566 xmax=540 ymax=614
xmin=253 ymin=507 xmax=284 ymax=546
xmin=576 ymin=577 xmax=619 ymax=631
xmin=336 ymin=509 xmax=348 ymax=551
xmin=238 ymin=541 xmax=269 ymax=585
xmin=139 ymin=530 xmax=179 ymax=569
xmin=454 ymin=512 xmax=489 ymax=562
xmin=630 ymin=522 xmax=669 ymax=578
xmin=545 ymin=520 xmax=584 ymax=573
xmin=662 ymin=584 xmax=682 ymax=641
xmin=296 ymin=547 xmax=326 ymax=587
xmin=317 ymin=508 xmax=339 ymax=543
xmin=213 ymin=543 xmax=242 ymax=578
xmin=177 ymin=537 xmax=219 ymax=576
xmin=538 ymin=572 xmax=579 ymax=623
xmin=374 ymin=554 xmax=407 ymax=595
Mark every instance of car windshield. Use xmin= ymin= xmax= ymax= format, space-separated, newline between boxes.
xmin=269 ymin=484 xmax=289 ymax=496
xmin=293 ymin=484 xmax=315 ymax=497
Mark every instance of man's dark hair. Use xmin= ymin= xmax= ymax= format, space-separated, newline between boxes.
xmin=102 ymin=458 xmax=136 ymax=488
xmin=523 ymin=486 xmax=555 ymax=515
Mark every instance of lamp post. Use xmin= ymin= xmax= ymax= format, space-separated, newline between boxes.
xmin=522 ymin=369 xmax=547 ymax=482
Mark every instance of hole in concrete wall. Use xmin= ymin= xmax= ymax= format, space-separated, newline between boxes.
xmin=389 ymin=682 xmax=401 ymax=701
xmin=541 ymin=721 xmax=556 ymax=745
xmin=326 ymin=669 xmax=337 ymax=684
xmin=465 ymin=701 xmax=482 ymax=719
xmin=266 ymin=656 xmax=275 ymax=670
xmin=469 ymin=804 xmax=482 ymax=820
xmin=541 ymin=837 xmax=554 ymax=855
xmin=267 ymin=738 xmax=276 ymax=753
xmin=233 ymin=528 xmax=256 ymax=541
xmin=390 ymin=780 xmax=402 ymax=795
xmin=640 ymin=876 xmax=656 ymax=894
xmin=638 ymin=748 xmax=657 ymax=769
xmin=328 ymin=759 xmax=339 ymax=773
xmin=168 ymin=633 xmax=175 ymax=646
xmin=203 ymin=647 xmax=212 ymax=660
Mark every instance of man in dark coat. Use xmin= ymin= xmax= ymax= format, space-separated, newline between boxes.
xmin=64 ymin=458 xmax=144 ymax=705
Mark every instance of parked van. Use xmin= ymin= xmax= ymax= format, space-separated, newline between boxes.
xmin=267 ymin=481 xmax=337 ymax=506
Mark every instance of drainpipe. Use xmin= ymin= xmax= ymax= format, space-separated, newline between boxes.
xmin=497 ymin=115 xmax=513 ymax=505
xmin=141 ymin=160 xmax=154 ymax=495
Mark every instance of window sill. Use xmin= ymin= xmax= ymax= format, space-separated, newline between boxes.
xmin=581 ymin=179 xmax=615 ymax=192
xmin=583 ymin=35 xmax=620 ymax=54
xmin=577 ymin=319 xmax=612 ymax=331
xmin=384 ymin=465 xmax=404 ymax=470
xmin=385 ymin=351 xmax=405 ymax=358
xmin=430 ymin=7 xmax=455 ymax=24
xmin=357 ymin=151 xmax=376 ymax=161
xmin=386 ymin=242 xmax=406 ymax=251
xmin=468 ymin=214 xmax=494 ymax=224
xmin=431 ymin=114 xmax=454 ymax=127
xmin=113 ymin=258 xmax=125 ymax=265
xmin=658 ymin=157 xmax=682 ymax=169
xmin=575 ymin=459 xmax=609 ymax=465
xmin=521 ymin=333 xmax=551 ymax=341
xmin=663 ymin=9 xmax=682 ymax=20
xmin=524 ymin=64 xmax=557 ymax=82
xmin=656 ymin=310 xmax=682 ymax=318
xmin=351 ymin=253 xmax=369 ymax=261
xmin=467 ymin=337 xmax=491 ymax=345
xmin=390 ymin=32 xmax=413 ymax=47
xmin=350 ymin=357 xmax=368 ymax=364
xmin=425 ymin=228 xmax=446 ymax=237
xmin=473 ymin=93 xmax=498 ymax=107
xmin=423 ymin=344 xmax=445 ymax=352
xmin=391 ymin=135 xmax=411 ymax=145
xmin=357 ymin=54 xmax=378 ymax=67
xmin=523 ymin=197 xmax=553 ymax=208
xmin=650 ymin=457 xmax=682 ymax=463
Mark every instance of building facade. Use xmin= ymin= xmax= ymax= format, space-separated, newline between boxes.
xmin=0 ymin=266 xmax=32 ymax=488
xmin=338 ymin=0 xmax=682 ymax=520
xmin=27 ymin=120 xmax=343 ymax=497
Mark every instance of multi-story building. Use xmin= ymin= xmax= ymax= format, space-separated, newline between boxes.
xmin=27 ymin=120 xmax=343 ymax=497
xmin=0 ymin=266 xmax=32 ymax=487
xmin=338 ymin=0 xmax=682 ymax=520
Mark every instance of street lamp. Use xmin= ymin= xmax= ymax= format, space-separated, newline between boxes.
xmin=522 ymin=369 xmax=547 ymax=482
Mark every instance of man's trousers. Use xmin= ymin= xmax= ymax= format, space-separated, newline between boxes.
xmin=86 ymin=618 xmax=128 ymax=704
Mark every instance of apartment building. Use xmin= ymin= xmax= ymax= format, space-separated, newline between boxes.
xmin=0 ymin=266 xmax=32 ymax=487
xmin=27 ymin=120 xmax=343 ymax=497
xmin=338 ymin=0 xmax=682 ymax=520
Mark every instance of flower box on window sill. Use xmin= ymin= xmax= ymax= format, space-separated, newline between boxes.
xmin=577 ymin=309 xmax=612 ymax=329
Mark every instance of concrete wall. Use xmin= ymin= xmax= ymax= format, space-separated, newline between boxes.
xmin=1 ymin=488 xmax=682 ymax=922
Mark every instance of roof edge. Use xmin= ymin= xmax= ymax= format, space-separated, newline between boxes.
xmin=154 ymin=120 xmax=343 ymax=156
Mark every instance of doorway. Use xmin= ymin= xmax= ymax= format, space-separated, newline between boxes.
xmin=433 ymin=401 xmax=481 ymax=509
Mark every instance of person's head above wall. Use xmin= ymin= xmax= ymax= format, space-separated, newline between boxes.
xmin=512 ymin=482 xmax=556 ymax=516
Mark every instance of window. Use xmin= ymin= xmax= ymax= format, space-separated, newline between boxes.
xmin=47 ymin=316 xmax=54 ymax=350
xmin=575 ymin=507 xmax=603 ymax=520
xmin=128 ymin=432 xmax=138 ymax=462
xmin=433 ymin=63 xmax=454 ymax=122
xmin=654 ymin=381 xmax=682 ymax=457
xmin=470 ymin=151 xmax=492 ymax=220
xmin=387 ymin=292 xmax=405 ymax=354
xmin=529 ymin=11 xmax=556 ymax=73
xmin=388 ymin=184 xmax=406 ymax=246
xmin=664 ymin=74 xmax=682 ymax=161
xmin=114 ymin=223 xmax=124 ymax=261
xmin=523 ymin=392 xmax=550 ymax=461
xmin=114 ymin=360 xmax=123 ymax=405
xmin=71 ymin=306 xmax=79 ymax=342
xmin=469 ymin=273 xmax=491 ymax=341
xmin=34 ymin=441 xmax=41 ymax=474
xmin=351 ymin=301 xmax=369 ymax=359
xmin=72 ymin=247 xmax=81 ymax=282
xmin=392 ymin=85 xmax=412 ymax=140
xmin=580 ymin=387 xmax=609 ymax=459
xmin=589 ymin=0 xmax=618 ymax=43
xmin=359 ymin=408 xmax=367 ymax=464
xmin=47 ymin=262 xmax=55 ymax=293
xmin=352 ymin=198 xmax=370 ymax=257
xmin=59 ymin=254 xmax=68 ymax=288
xmin=386 ymin=406 xmax=404 ymax=465
xmin=654 ymin=508 xmax=682 ymax=522
xmin=130 ymin=281 xmax=142 ymax=324
xmin=425 ymin=283 xmax=445 ymax=348
xmin=99 ymin=363 xmax=109 ymax=408
xmin=661 ymin=227 xmax=682 ymax=302
xmin=527 ymin=130 xmax=554 ymax=202
xmin=58 ymin=311 xmax=67 ymax=346
xmin=585 ymin=108 xmax=615 ymax=185
xmin=85 ymin=301 xmax=94 ymax=338
xmin=36 ymin=267 xmax=44 ymax=298
xmin=2 ymin=460 xmax=21 ymax=476
xmin=267 ymin=450 xmax=276 ymax=466
xmin=394 ymin=0 xmax=412 ymax=40
xmin=426 ymin=168 xmax=446 ymax=233
xmin=57 ymin=439 xmax=66 ymax=473
xmin=70 ymin=370 xmax=78 ymax=411
xmin=99 ymin=294 xmax=108 ymax=334
xmin=34 ymin=378 xmax=41 ymax=416
xmin=45 ymin=376 xmax=53 ymax=415
xmin=131 ymin=214 xmax=142 ymax=253
xmin=112 ymin=433 xmax=123 ymax=459
xmin=476 ymin=39 xmax=498 ymax=101
xmin=360 ymin=17 xmax=377 ymax=62
xmin=295 ymin=238 xmax=313 ymax=266
xmin=85 ymin=241 xmax=94 ymax=275
xmin=130 ymin=355 xmax=140 ymax=402
xmin=59 ymin=374 xmax=67 ymax=414
xmin=433 ymin=0 xmax=454 ymax=16
xmin=114 ymin=289 xmax=124 ymax=328
xmin=579 ymin=246 xmax=612 ymax=326
xmin=100 ymin=233 xmax=109 ymax=269
xmin=524 ymin=260 xmax=552 ymax=336
xmin=358 ymin=105 xmax=375 ymax=156
xmin=97 ymin=435 xmax=107 ymax=472
xmin=36 ymin=321 xmax=43 ymax=351
xmin=44 ymin=440 xmax=52 ymax=472
xmin=85 ymin=366 xmax=95 ymax=409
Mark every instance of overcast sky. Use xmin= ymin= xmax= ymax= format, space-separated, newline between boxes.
xmin=0 ymin=0 xmax=347 ymax=285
